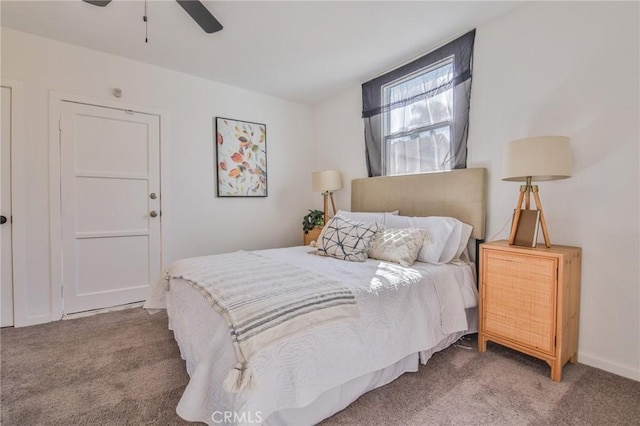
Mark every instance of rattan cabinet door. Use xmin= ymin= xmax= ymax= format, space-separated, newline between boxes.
xmin=482 ymin=250 xmax=557 ymax=355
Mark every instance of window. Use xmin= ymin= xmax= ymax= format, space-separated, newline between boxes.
xmin=382 ymin=58 xmax=454 ymax=175
xmin=361 ymin=30 xmax=475 ymax=177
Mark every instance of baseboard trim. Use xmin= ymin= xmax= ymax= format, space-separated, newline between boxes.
xmin=578 ymin=352 xmax=640 ymax=381
xmin=62 ymin=301 xmax=145 ymax=321
xmin=11 ymin=314 xmax=51 ymax=328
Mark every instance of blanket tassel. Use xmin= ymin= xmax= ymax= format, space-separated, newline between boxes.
xmin=223 ymin=363 xmax=254 ymax=393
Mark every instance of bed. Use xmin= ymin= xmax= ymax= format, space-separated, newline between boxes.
xmin=145 ymin=168 xmax=487 ymax=425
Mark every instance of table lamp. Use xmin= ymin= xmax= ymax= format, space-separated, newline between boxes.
xmin=503 ymin=136 xmax=572 ymax=248
xmin=312 ymin=170 xmax=343 ymax=225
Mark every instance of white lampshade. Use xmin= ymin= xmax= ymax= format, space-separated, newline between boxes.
xmin=502 ymin=136 xmax=572 ymax=182
xmin=312 ymin=170 xmax=343 ymax=192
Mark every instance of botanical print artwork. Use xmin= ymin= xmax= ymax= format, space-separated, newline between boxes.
xmin=215 ymin=117 xmax=267 ymax=197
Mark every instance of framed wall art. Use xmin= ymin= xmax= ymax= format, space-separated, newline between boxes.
xmin=215 ymin=117 xmax=267 ymax=197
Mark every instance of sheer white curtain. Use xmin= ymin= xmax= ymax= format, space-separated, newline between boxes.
xmin=384 ymin=60 xmax=454 ymax=175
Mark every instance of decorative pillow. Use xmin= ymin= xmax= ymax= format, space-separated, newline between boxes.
xmin=384 ymin=213 xmax=473 ymax=264
xmin=368 ymin=228 xmax=427 ymax=267
xmin=316 ymin=216 xmax=381 ymax=262
xmin=335 ymin=210 xmax=399 ymax=225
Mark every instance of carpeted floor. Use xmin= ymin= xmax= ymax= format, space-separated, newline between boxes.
xmin=1 ymin=308 xmax=638 ymax=425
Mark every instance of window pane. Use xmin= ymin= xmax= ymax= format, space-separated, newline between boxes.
xmin=426 ymin=90 xmax=452 ymax=125
xmin=385 ymin=126 xmax=452 ymax=175
xmin=386 ymin=62 xmax=453 ymax=135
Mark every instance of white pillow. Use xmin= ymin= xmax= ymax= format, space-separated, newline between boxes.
xmin=369 ymin=228 xmax=427 ymax=267
xmin=316 ymin=216 xmax=382 ymax=262
xmin=335 ymin=210 xmax=398 ymax=225
xmin=384 ymin=213 xmax=473 ymax=264
xmin=438 ymin=220 xmax=473 ymax=264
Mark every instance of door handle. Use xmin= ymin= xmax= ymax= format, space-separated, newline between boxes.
xmin=149 ymin=211 xmax=158 ymax=218
xmin=0 ymin=215 xmax=6 ymax=225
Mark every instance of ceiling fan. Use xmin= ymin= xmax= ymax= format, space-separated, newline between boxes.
xmin=83 ymin=0 xmax=223 ymax=34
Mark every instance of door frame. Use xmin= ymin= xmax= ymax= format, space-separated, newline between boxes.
xmin=49 ymin=92 xmax=167 ymax=321
xmin=1 ymin=79 xmax=26 ymax=327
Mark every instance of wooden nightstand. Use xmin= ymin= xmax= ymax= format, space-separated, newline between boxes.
xmin=478 ymin=240 xmax=581 ymax=382
xmin=303 ymin=227 xmax=323 ymax=246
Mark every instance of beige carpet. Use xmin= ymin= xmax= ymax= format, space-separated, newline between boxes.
xmin=1 ymin=308 xmax=638 ymax=425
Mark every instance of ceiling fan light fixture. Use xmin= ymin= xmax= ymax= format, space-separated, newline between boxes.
xmin=82 ymin=0 xmax=223 ymax=34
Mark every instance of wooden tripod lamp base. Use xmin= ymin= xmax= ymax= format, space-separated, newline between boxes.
xmin=508 ymin=178 xmax=551 ymax=248
xmin=322 ymin=191 xmax=338 ymax=226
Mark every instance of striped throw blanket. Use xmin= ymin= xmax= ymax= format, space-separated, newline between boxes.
xmin=163 ymin=251 xmax=359 ymax=393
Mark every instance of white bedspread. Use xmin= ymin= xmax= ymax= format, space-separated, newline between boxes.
xmin=162 ymin=251 xmax=360 ymax=393
xmin=145 ymin=246 xmax=478 ymax=425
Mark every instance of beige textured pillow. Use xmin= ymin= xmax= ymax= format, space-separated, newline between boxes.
xmin=369 ymin=228 xmax=427 ymax=267
xmin=384 ymin=213 xmax=472 ymax=264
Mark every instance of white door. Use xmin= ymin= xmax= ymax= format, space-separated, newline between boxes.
xmin=60 ymin=101 xmax=161 ymax=314
xmin=1 ymin=86 xmax=13 ymax=326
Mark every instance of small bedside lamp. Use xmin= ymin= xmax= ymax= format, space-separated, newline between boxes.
xmin=503 ymin=136 xmax=572 ymax=248
xmin=312 ymin=170 xmax=343 ymax=225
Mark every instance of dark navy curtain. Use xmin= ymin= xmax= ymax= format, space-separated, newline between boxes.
xmin=362 ymin=29 xmax=476 ymax=177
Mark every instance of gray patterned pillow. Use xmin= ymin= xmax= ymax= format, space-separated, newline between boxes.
xmin=317 ymin=216 xmax=381 ymax=262
xmin=368 ymin=228 xmax=428 ymax=267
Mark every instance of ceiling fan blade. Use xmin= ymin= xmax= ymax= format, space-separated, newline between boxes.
xmin=82 ymin=0 xmax=112 ymax=6
xmin=176 ymin=1 xmax=223 ymax=34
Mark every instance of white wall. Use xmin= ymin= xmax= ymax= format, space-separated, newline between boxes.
xmin=312 ymin=85 xmax=367 ymax=213
xmin=313 ymin=1 xmax=640 ymax=380
xmin=1 ymin=28 xmax=316 ymax=324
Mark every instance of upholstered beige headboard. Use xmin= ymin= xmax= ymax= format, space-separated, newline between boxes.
xmin=351 ymin=168 xmax=487 ymax=240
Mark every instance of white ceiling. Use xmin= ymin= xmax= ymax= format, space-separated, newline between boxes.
xmin=1 ymin=1 xmax=523 ymax=105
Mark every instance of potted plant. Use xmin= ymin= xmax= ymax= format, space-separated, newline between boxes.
xmin=302 ymin=209 xmax=324 ymax=234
